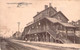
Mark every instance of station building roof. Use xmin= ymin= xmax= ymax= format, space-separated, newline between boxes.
xmin=26 ymin=17 xmax=76 ymax=28
xmin=46 ymin=17 xmax=76 ymax=28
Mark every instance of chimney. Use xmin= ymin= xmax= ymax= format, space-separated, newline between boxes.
xmin=37 ymin=12 xmax=39 ymax=14
xmin=45 ymin=5 xmax=48 ymax=9
xmin=54 ymin=7 xmax=57 ymax=10
xmin=49 ymin=3 xmax=52 ymax=7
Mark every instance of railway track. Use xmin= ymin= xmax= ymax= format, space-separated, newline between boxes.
xmin=1 ymin=38 xmax=79 ymax=50
xmin=3 ymin=39 xmax=37 ymax=50
xmin=5 ymin=39 xmax=25 ymax=50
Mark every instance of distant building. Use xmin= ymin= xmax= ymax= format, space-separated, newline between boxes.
xmin=21 ymin=3 xmax=79 ymax=44
xmin=69 ymin=20 xmax=80 ymax=30
xmin=76 ymin=20 xmax=80 ymax=29
xmin=13 ymin=31 xmax=22 ymax=39
xmin=69 ymin=20 xmax=80 ymax=37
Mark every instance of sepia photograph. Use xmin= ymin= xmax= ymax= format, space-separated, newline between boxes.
xmin=0 ymin=0 xmax=80 ymax=50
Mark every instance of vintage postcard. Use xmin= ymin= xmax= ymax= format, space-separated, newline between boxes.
xmin=0 ymin=0 xmax=80 ymax=50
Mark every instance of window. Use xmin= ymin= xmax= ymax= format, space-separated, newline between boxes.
xmin=32 ymin=26 xmax=34 ymax=28
xmin=58 ymin=16 xmax=61 ymax=20
xmin=38 ymin=22 xmax=41 ymax=25
xmin=36 ymin=26 xmax=38 ymax=28
xmin=77 ymin=22 xmax=79 ymax=25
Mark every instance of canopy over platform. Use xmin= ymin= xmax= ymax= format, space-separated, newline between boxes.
xmin=46 ymin=17 xmax=76 ymax=28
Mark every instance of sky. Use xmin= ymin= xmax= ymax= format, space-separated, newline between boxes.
xmin=0 ymin=0 xmax=80 ymax=37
